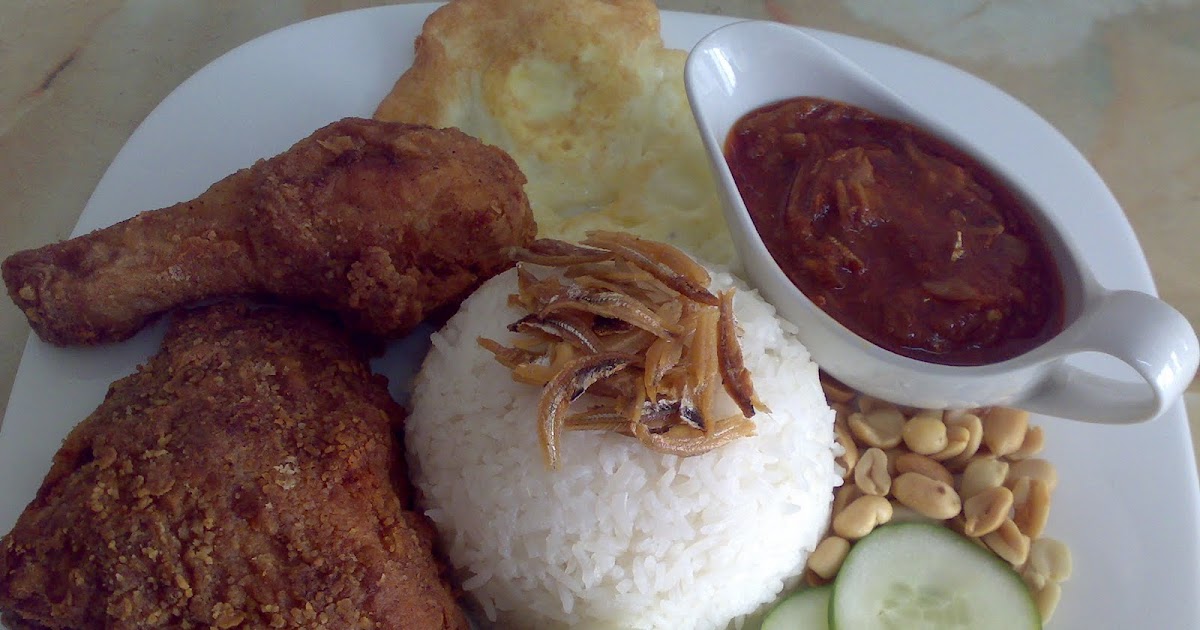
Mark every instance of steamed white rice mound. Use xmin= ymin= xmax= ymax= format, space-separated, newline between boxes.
xmin=406 ymin=267 xmax=841 ymax=629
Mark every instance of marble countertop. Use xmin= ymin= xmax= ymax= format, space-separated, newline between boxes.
xmin=2 ymin=0 xmax=1198 ymax=470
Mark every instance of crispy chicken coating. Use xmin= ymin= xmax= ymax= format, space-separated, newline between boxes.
xmin=3 ymin=117 xmax=536 ymax=345
xmin=0 ymin=303 xmax=469 ymax=630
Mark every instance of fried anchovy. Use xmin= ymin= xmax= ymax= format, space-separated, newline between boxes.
xmin=584 ymin=230 xmax=712 ymax=286
xmin=510 ymin=312 xmax=602 ymax=354
xmin=587 ymin=369 xmax=641 ymax=401
xmin=598 ymin=327 xmax=656 ymax=355
xmin=632 ymin=415 xmax=757 ymax=457
xmin=716 ymin=289 xmax=764 ymax=417
xmin=514 ymin=264 xmax=567 ymax=312
xmin=508 ymin=239 xmax=613 ymax=266
xmin=592 ymin=316 xmax=633 ymax=336
xmin=636 ymin=398 xmax=682 ymax=434
xmin=583 ymin=231 xmax=717 ymax=305
xmin=643 ymin=335 xmax=683 ymax=399
xmin=542 ymin=287 xmax=676 ymax=339
xmin=684 ymin=307 xmax=721 ymax=432
xmin=477 ymin=337 xmax=542 ymax=369
xmin=677 ymin=381 xmax=706 ymax=431
xmin=538 ymin=352 xmax=638 ymax=469
xmin=564 ymin=405 xmax=634 ymax=435
xmin=512 ymin=342 xmax=578 ymax=386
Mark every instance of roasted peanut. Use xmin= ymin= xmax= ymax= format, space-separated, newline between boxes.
xmin=943 ymin=408 xmax=981 ymax=423
xmin=944 ymin=413 xmax=984 ymax=471
xmin=891 ymin=472 xmax=961 ymax=520
xmin=1012 ymin=477 xmax=1051 ymax=538
xmin=882 ymin=448 xmax=904 ymax=477
xmin=1020 ymin=564 xmax=1048 ymax=592
xmin=1008 ymin=425 xmax=1045 ymax=460
xmin=1007 ymin=458 xmax=1058 ymax=492
xmin=949 ymin=515 xmax=990 ymax=550
xmin=929 ymin=424 xmax=970 ymax=461
xmin=854 ymin=447 xmax=892 ymax=496
xmin=833 ymin=403 xmax=852 ymax=429
xmin=1033 ymin=582 xmax=1062 ymax=624
xmin=833 ymin=495 xmax=894 ymax=540
xmin=981 ymin=407 xmax=1029 ymax=457
xmin=959 ymin=457 xmax=1009 ymax=500
xmin=894 ymin=452 xmax=954 ymax=487
xmin=821 ymin=376 xmax=856 ymax=404
xmin=849 ymin=408 xmax=905 ymax=449
xmin=983 ymin=519 xmax=1031 ymax=566
xmin=832 ymin=482 xmax=863 ymax=517
xmin=856 ymin=395 xmax=889 ymax=414
xmin=834 ymin=423 xmax=859 ymax=480
xmin=804 ymin=567 xmax=829 ymax=587
xmin=968 ymin=531 xmax=991 ymax=552
xmin=807 ymin=536 xmax=852 ymax=579
xmin=961 ymin=485 xmax=1013 ymax=537
xmin=1028 ymin=537 xmax=1073 ymax=584
xmin=815 ymin=385 xmax=1068 ymax=603
xmin=1010 ymin=475 xmax=1029 ymax=502
xmin=902 ymin=410 xmax=948 ymax=455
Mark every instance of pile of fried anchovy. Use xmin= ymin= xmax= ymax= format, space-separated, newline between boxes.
xmin=479 ymin=231 xmax=765 ymax=469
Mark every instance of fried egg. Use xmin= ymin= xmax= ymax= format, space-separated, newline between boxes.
xmin=374 ymin=0 xmax=733 ymax=264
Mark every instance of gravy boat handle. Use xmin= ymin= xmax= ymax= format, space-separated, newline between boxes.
xmin=1021 ymin=289 xmax=1199 ymax=423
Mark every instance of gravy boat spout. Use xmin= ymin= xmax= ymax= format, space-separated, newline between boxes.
xmin=684 ymin=20 xmax=1198 ymax=423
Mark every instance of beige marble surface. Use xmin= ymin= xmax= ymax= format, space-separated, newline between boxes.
xmin=1 ymin=0 xmax=1198 ymax=469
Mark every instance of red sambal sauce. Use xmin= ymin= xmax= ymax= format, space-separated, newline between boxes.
xmin=724 ymin=97 xmax=1064 ymax=366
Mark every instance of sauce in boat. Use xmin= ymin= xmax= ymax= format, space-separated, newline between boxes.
xmin=724 ymin=97 xmax=1064 ymax=366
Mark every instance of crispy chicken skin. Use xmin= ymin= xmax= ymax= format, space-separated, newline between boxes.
xmin=2 ymin=117 xmax=536 ymax=346
xmin=0 ymin=303 xmax=469 ymax=630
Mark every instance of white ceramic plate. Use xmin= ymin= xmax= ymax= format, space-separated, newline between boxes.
xmin=1 ymin=4 xmax=1196 ymax=628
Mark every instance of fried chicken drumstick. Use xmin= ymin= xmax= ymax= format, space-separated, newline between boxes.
xmin=0 ymin=303 xmax=469 ymax=629
xmin=3 ymin=118 xmax=535 ymax=345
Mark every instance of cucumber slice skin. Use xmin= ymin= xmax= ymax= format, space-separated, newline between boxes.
xmin=761 ymin=584 xmax=832 ymax=630
xmin=830 ymin=523 xmax=1040 ymax=630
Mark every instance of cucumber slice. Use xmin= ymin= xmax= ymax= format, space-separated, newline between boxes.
xmin=831 ymin=523 xmax=1039 ymax=630
xmin=761 ymin=585 xmax=831 ymax=630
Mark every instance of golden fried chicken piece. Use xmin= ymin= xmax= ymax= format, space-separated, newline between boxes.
xmin=2 ymin=117 xmax=535 ymax=346
xmin=0 ymin=303 xmax=469 ymax=630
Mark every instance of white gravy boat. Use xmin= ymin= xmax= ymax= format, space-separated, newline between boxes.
xmin=684 ymin=20 xmax=1198 ymax=423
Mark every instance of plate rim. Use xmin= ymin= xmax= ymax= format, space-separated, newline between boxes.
xmin=2 ymin=3 xmax=1197 ymax=628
